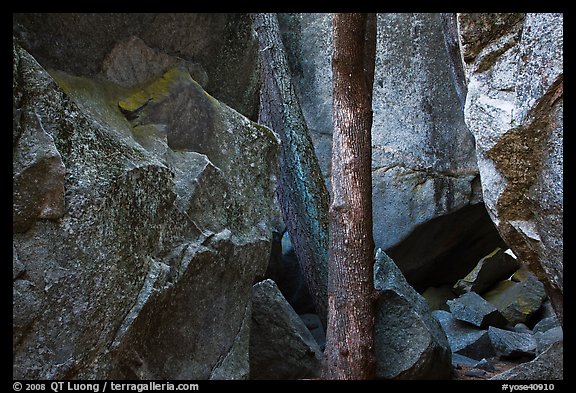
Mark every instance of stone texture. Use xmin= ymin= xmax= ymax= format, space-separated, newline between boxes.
xmin=461 ymin=12 xmax=563 ymax=323
xmin=474 ymin=358 xmax=496 ymax=372
xmin=12 ymin=13 xmax=260 ymax=119
xmin=432 ymin=310 xmax=496 ymax=361
xmin=374 ymin=250 xmax=451 ymax=379
xmin=453 ymin=247 xmax=522 ymax=295
xmin=451 ymin=353 xmax=479 ymax=368
xmin=422 ymin=285 xmax=456 ymax=312
xmin=13 ymin=47 xmax=66 ymax=233
xmin=534 ymin=327 xmax=563 ymax=355
xmin=488 ymin=327 xmax=536 ymax=359
xmin=249 ymin=280 xmax=322 ymax=380
xmin=12 ymin=42 xmax=278 ymax=380
xmin=483 ymin=275 xmax=546 ymax=325
xmin=533 ymin=316 xmax=560 ymax=334
xmin=278 ymin=14 xmax=504 ymax=290
xmin=102 ymin=35 xmax=208 ymax=88
xmin=490 ymin=341 xmax=563 ymax=380
xmin=533 ymin=316 xmax=563 ymax=355
xmin=447 ymin=292 xmax=508 ymax=328
xmin=457 ymin=13 xmax=525 ymax=63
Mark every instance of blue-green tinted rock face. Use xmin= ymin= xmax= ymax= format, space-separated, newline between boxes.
xmin=12 ymin=41 xmax=278 ymax=380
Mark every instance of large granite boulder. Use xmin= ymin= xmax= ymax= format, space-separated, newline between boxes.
xmin=12 ymin=41 xmax=278 ymax=379
xmin=460 ymin=13 xmax=563 ymax=324
xmin=249 ymin=280 xmax=322 ymax=380
xmin=374 ymin=250 xmax=451 ymax=379
xmin=278 ymin=13 xmax=504 ymax=291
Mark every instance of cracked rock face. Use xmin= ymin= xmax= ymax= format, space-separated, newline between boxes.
xmin=12 ymin=40 xmax=278 ymax=379
xmin=460 ymin=13 xmax=563 ymax=324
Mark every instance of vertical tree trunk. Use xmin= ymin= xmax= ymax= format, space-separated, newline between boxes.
xmin=322 ymin=13 xmax=377 ymax=380
xmin=251 ymin=13 xmax=330 ymax=328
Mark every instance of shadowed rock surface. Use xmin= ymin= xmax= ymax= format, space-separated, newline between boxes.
xmin=12 ymin=13 xmax=260 ymax=120
xmin=249 ymin=280 xmax=322 ymax=380
xmin=433 ymin=310 xmax=496 ymax=361
xmin=278 ymin=14 xmax=495 ymax=291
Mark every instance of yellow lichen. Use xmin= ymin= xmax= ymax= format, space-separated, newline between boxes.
xmin=118 ymin=68 xmax=192 ymax=112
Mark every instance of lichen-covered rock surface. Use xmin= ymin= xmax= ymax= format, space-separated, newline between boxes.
xmin=460 ymin=12 xmax=563 ymax=324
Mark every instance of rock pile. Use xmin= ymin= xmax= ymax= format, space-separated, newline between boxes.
xmin=426 ymin=248 xmax=562 ymax=380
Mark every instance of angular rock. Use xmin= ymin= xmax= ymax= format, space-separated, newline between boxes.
xmin=374 ymin=250 xmax=451 ymax=379
xmin=13 ymin=97 xmax=66 ymax=233
xmin=490 ymin=341 xmax=563 ymax=380
xmin=12 ymin=42 xmax=278 ymax=380
xmin=483 ymin=275 xmax=546 ymax=325
xmin=488 ymin=327 xmax=536 ymax=359
xmin=534 ymin=327 xmax=563 ymax=355
xmin=533 ymin=316 xmax=560 ymax=334
xmin=422 ymin=285 xmax=456 ymax=311
xmin=433 ymin=310 xmax=496 ymax=360
xmin=511 ymin=264 xmax=532 ymax=282
xmin=250 ymin=280 xmax=322 ymax=380
xmin=451 ymin=353 xmax=479 ymax=368
xmin=461 ymin=12 xmax=563 ymax=324
xmin=447 ymin=292 xmax=508 ymax=328
xmin=453 ymin=247 xmax=522 ymax=294
xmin=13 ymin=13 xmax=260 ymax=119
xmin=474 ymin=358 xmax=496 ymax=372
xmin=278 ymin=14 xmax=504 ymax=291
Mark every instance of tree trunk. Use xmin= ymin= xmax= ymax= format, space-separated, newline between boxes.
xmin=251 ymin=13 xmax=330 ymax=328
xmin=322 ymin=13 xmax=377 ymax=380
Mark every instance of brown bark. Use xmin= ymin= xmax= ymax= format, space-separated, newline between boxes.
xmin=250 ymin=13 xmax=330 ymax=328
xmin=322 ymin=13 xmax=377 ymax=380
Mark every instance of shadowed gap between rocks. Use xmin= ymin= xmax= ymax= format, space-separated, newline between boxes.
xmin=266 ymin=202 xmax=505 ymax=323
xmin=386 ymin=203 xmax=507 ymax=293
